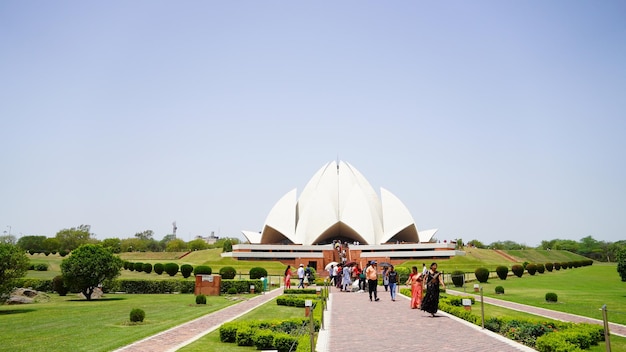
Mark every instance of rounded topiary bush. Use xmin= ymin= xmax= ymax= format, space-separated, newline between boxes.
xmin=227 ymin=287 xmax=238 ymax=295
xmin=130 ymin=308 xmax=145 ymax=323
xmin=561 ymin=262 xmax=569 ymax=270
xmin=545 ymin=292 xmax=558 ymax=303
xmin=123 ymin=261 xmax=130 ymax=270
xmin=495 ymin=286 xmax=504 ymax=294
xmin=134 ymin=262 xmax=144 ymax=272
xmin=35 ymin=263 xmax=49 ymax=271
xmin=142 ymin=263 xmax=153 ymax=274
xmin=193 ymin=265 xmax=212 ymax=276
xmin=474 ymin=267 xmax=490 ymax=283
xmin=164 ymin=262 xmax=179 ymax=276
xmin=59 ymin=249 xmax=69 ymax=257
xmin=253 ymin=330 xmax=275 ymax=350
xmin=181 ymin=264 xmax=194 ymax=278
xmin=451 ymin=270 xmax=465 ymax=287
xmin=249 ymin=267 xmax=268 ymax=280
xmin=127 ymin=262 xmax=135 ymax=272
xmin=154 ymin=263 xmax=164 ymax=275
xmin=219 ymin=266 xmax=237 ymax=279
xmin=52 ymin=275 xmax=69 ymax=296
xmin=526 ymin=263 xmax=537 ymax=275
xmin=195 ymin=294 xmax=207 ymax=305
xmin=496 ymin=266 xmax=508 ymax=280
xmin=553 ymin=262 xmax=561 ymax=270
xmin=511 ymin=264 xmax=524 ymax=277
xmin=536 ymin=263 xmax=545 ymax=274
xmin=545 ymin=262 xmax=554 ymax=272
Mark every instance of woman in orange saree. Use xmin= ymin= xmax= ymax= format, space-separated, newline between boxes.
xmin=407 ymin=266 xmax=423 ymax=309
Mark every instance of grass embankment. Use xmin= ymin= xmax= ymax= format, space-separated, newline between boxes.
xmin=0 ymin=293 xmax=242 ymax=352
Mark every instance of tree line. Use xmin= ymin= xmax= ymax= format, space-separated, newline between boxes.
xmin=0 ymin=224 xmax=240 ymax=254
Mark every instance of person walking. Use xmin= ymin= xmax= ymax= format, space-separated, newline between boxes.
xmin=342 ymin=264 xmax=352 ymax=292
xmin=284 ymin=265 xmax=292 ymax=289
xmin=297 ymin=264 xmax=305 ymax=289
xmin=387 ymin=265 xmax=399 ymax=301
xmin=366 ymin=261 xmax=379 ymax=301
xmin=328 ymin=264 xmax=335 ymax=286
xmin=382 ymin=266 xmax=389 ymax=291
xmin=406 ymin=266 xmax=423 ymax=309
xmin=421 ymin=262 xmax=446 ymax=316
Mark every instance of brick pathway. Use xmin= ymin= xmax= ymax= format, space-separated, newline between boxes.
xmin=112 ymin=288 xmax=282 ymax=352
xmin=447 ymin=289 xmax=626 ymax=338
xmin=322 ymin=287 xmax=535 ymax=352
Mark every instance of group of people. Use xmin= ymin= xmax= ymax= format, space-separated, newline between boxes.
xmin=284 ymin=261 xmax=446 ymax=316
xmin=283 ymin=263 xmax=313 ymax=289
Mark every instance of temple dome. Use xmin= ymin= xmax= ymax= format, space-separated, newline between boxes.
xmin=243 ymin=161 xmax=422 ymax=245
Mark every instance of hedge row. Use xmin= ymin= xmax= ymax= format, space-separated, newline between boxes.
xmin=469 ymin=259 xmax=594 ymax=282
xmin=221 ymin=279 xmax=263 ymax=294
xmin=276 ymin=294 xmax=319 ymax=307
xmin=219 ymin=318 xmax=319 ymax=352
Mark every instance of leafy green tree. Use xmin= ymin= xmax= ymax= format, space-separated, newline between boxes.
xmin=134 ymin=230 xmax=154 ymax=241
xmin=55 ymin=225 xmax=94 ymax=251
xmin=61 ymin=244 xmax=123 ymax=300
xmin=0 ymin=243 xmax=30 ymax=303
xmin=17 ymin=235 xmax=47 ymax=252
xmin=101 ymin=238 xmax=122 ymax=253
xmin=42 ymin=237 xmax=60 ymax=253
xmin=617 ymin=247 xmax=626 ymax=282
xmin=467 ymin=239 xmax=485 ymax=248
xmin=165 ymin=239 xmax=187 ymax=252
xmin=188 ymin=238 xmax=209 ymax=251
xmin=222 ymin=239 xmax=233 ymax=252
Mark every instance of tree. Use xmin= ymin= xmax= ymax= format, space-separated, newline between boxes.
xmin=617 ymin=247 xmax=626 ymax=282
xmin=101 ymin=238 xmax=122 ymax=253
xmin=0 ymin=243 xmax=30 ymax=303
xmin=134 ymin=230 xmax=154 ymax=241
xmin=165 ymin=239 xmax=187 ymax=252
xmin=56 ymin=225 xmax=94 ymax=251
xmin=222 ymin=239 xmax=233 ymax=252
xmin=0 ymin=235 xmax=17 ymax=245
xmin=61 ymin=244 xmax=123 ymax=300
xmin=188 ymin=238 xmax=209 ymax=251
xmin=17 ymin=235 xmax=47 ymax=252
xmin=467 ymin=239 xmax=485 ymax=248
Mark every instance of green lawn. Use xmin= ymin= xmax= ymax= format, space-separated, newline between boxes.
xmin=0 ymin=293 xmax=241 ymax=352
xmin=460 ymin=264 xmax=626 ymax=325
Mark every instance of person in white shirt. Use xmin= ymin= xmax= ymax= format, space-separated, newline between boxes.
xmin=297 ymin=264 xmax=305 ymax=288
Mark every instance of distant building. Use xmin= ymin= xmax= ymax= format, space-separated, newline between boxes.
xmin=196 ymin=232 xmax=220 ymax=245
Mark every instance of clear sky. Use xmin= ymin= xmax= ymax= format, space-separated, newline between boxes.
xmin=1 ymin=1 xmax=625 ymax=247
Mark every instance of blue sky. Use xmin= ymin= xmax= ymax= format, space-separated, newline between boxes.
xmin=1 ymin=1 xmax=625 ymax=246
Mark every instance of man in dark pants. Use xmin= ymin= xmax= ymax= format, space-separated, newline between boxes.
xmin=366 ymin=261 xmax=379 ymax=301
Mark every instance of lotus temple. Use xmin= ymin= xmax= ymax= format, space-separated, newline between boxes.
xmin=222 ymin=161 xmax=464 ymax=272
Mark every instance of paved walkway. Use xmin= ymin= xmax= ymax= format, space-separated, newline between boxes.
xmin=319 ymin=286 xmax=535 ymax=352
xmin=112 ymin=288 xmax=282 ymax=352
xmin=447 ymin=289 xmax=626 ymax=338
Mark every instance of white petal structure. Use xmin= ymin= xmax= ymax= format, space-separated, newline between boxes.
xmin=243 ymin=161 xmax=422 ymax=245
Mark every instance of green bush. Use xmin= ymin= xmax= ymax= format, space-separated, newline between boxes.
xmin=283 ymin=289 xmax=317 ymax=295
xmin=553 ymin=262 xmax=561 ymax=270
xmin=130 ymin=308 xmax=145 ymax=323
xmin=52 ymin=275 xmax=69 ymax=296
xmin=227 ymin=287 xmax=238 ymax=294
xmin=545 ymin=292 xmax=558 ymax=302
xmin=59 ymin=249 xmax=69 ymax=257
xmin=511 ymin=264 xmax=524 ymax=277
xmin=219 ymin=322 xmax=239 ymax=342
xmin=496 ymin=266 xmax=508 ymax=280
xmin=142 ymin=263 xmax=153 ymax=274
xmin=474 ymin=267 xmax=490 ymax=283
xmin=254 ymin=330 xmax=275 ymax=350
xmin=274 ymin=333 xmax=298 ymax=352
xmin=193 ymin=265 xmax=212 ymax=276
xmin=154 ymin=263 xmax=164 ymax=275
xmin=221 ymin=279 xmax=262 ymax=294
xmin=164 ymin=263 xmax=179 ymax=276
xmin=219 ymin=266 xmax=237 ymax=279
xmin=495 ymin=286 xmax=504 ymax=294
xmin=527 ymin=263 xmax=537 ymax=275
xmin=536 ymin=333 xmax=583 ymax=352
xmin=545 ymin=262 xmax=553 ymax=272
xmin=561 ymin=262 xmax=569 ymax=270
xmin=249 ymin=267 xmax=268 ymax=280
xmin=395 ymin=266 xmax=411 ymax=283
xmin=451 ymin=270 xmax=465 ymax=287
xmin=236 ymin=326 xmax=255 ymax=346
xmin=107 ymin=279 xmax=194 ymax=294
xmin=123 ymin=261 xmax=130 ymax=270
xmin=180 ymin=264 xmax=194 ymax=278
xmin=35 ymin=263 xmax=49 ymax=271
xmin=134 ymin=262 xmax=144 ymax=272
xmin=196 ymin=294 xmax=206 ymax=304
xmin=13 ymin=278 xmax=53 ymax=292
xmin=536 ymin=263 xmax=545 ymax=274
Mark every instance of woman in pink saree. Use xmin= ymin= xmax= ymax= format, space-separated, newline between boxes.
xmin=284 ymin=265 xmax=292 ymax=289
xmin=407 ymin=266 xmax=423 ymax=309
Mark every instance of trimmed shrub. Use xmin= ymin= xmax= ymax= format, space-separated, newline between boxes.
xmin=130 ymin=308 xmax=145 ymax=323
xmin=35 ymin=263 xmax=49 ymax=271
xmin=561 ymin=262 xmax=569 ymax=270
xmin=545 ymin=262 xmax=554 ymax=272
xmin=495 ymin=286 xmax=504 ymax=294
xmin=496 ymin=266 xmax=508 ymax=280
xmin=127 ymin=262 xmax=135 ymax=271
xmin=451 ymin=270 xmax=465 ymax=287
xmin=13 ymin=278 xmax=53 ymax=292
xmin=536 ymin=263 xmax=545 ymax=274
xmin=254 ymin=330 xmax=275 ymax=350
xmin=545 ymin=292 xmax=558 ymax=302
xmin=283 ymin=289 xmax=317 ymax=295
xmin=554 ymin=262 xmax=561 ymax=270
xmin=227 ymin=287 xmax=238 ymax=294
xmin=142 ymin=263 xmax=153 ymax=274
xmin=52 ymin=275 xmax=69 ymax=296
xmin=219 ymin=322 xmax=239 ymax=342
xmin=522 ymin=261 xmax=529 ymax=269
xmin=123 ymin=261 xmax=130 ymax=270
xmin=134 ymin=262 xmax=144 ymax=272
xmin=474 ymin=267 xmax=490 ymax=283
xmin=221 ymin=279 xmax=263 ymax=294
xmin=536 ymin=332 xmax=583 ymax=352
xmin=193 ymin=265 xmax=212 ymax=276
xmin=274 ymin=333 xmax=298 ymax=352
xmin=250 ymin=267 xmax=268 ymax=280
xmin=219 ymin=266 xmax=237 ymax=279
xmin=236 ymin=326 xmax=255 ymax=346
xmin=526 ymin=263 xmax=537 ymax=275
xmin=195 ymin=294 xmax=207 ymax=304
xmin=154 ymin=263 xmax=164 ymax=275
xmin=59 ymin=249 xmax=69 ymax=257
xmin=180 ymin=264 xmax=194 ymax=278
xmin=164 ymin=263 xmax=179 ymax=276
xmin=395 ymin=266 xmax=411 ymax=283
xmin=511 ymin=264 xmax=524 ymax=277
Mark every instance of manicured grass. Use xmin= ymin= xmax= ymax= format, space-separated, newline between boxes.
xmin=179 ymin=298 xmax=310 ymax=352
xmin=0 ymin=293 xmax=242 ymax=352
xmin=465 ymin=264 xmax=626 ymax=325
